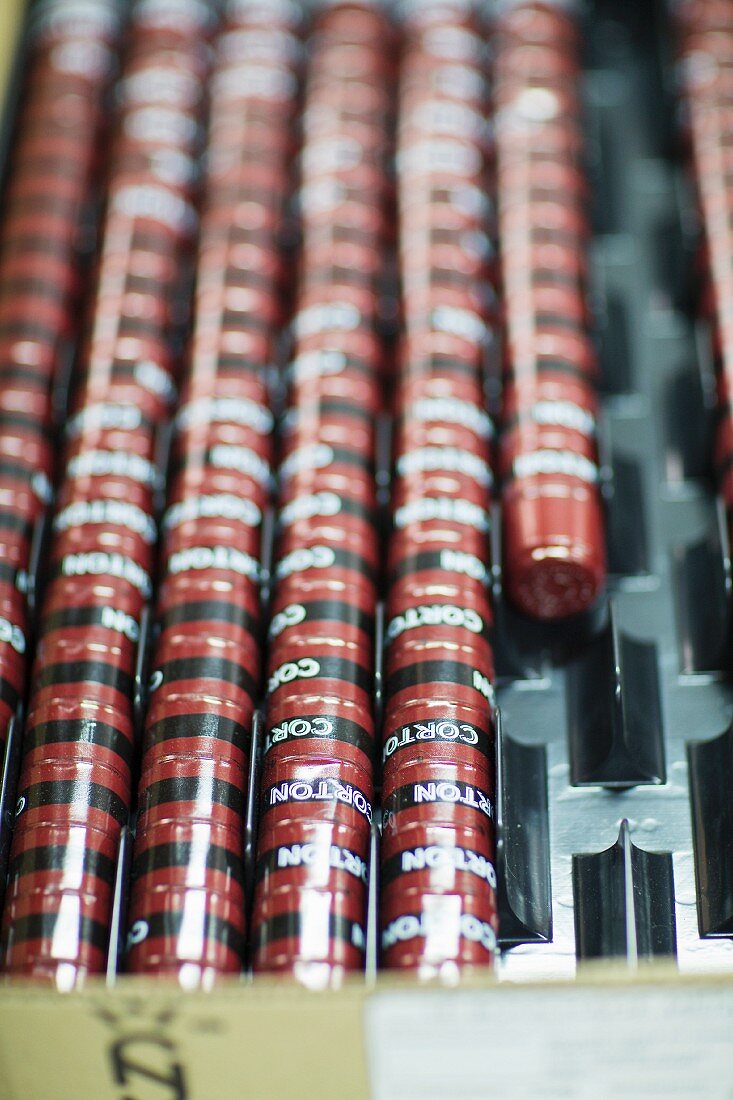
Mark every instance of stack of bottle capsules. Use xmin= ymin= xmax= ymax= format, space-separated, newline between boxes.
xmin=380 ymin=0 xmax=499 ymax=977
xmin=495 ymin=0 xmax=605 ymax=621
xmin=126 ymin=0 xmax=301 ymax=981
xmin=675 ymin=0 xmax=733 ymax=534
xmin=0 ymin=0 xmax=616 ymax=986
xmin=0 ymin=0 xmax=212 ymax=982
xmin=250 ymin=2 xmax=394 ymax=983
xmin=0 ymin=0 xmax=121 ymax=763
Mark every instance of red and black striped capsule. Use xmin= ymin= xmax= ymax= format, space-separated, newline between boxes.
xmin=251 ymin=885 xmax=368 ymax=979
xmin=379 ymin=889 xmax=498 ymax=975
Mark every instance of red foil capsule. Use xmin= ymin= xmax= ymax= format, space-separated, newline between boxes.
xmin=13 ymin=757 xmax=130 ymax=837
xmin=126 ymin=886 xmax=245 ymax=978
xmin=1 ymin=888 xmax=111 ymax=981
xmin=251 ymin=885 xmax=367 ymax=978
xmin=6 ymin=822 xmax=119 ymax=904
xmin=496 ymin=1 xmax=606 ymax=620
xmin=260 ymin=757 xmax=373 ymax=836
xmin=380 ymin=821 xmax=496 ymax=899
xmin=380 ymin=889 xmax=498 ymax=974
xmin=501 ymin=468 xmax=606 ymax=620
xmin=263 ymin=711 xmax=374 ymax=775
xmin=382 ymin=706 xmax=493 ymax=776
xmin=136 ymin=754 xmax=246 ymax=837
xmin=255 ymin=819 xmax=369 ymax=897
xmin=382 ymin=757 xmax=494 ymax=838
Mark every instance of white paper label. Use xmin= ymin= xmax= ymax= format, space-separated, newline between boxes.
xmin=365 ymin=982 xmax=733 ymax=1099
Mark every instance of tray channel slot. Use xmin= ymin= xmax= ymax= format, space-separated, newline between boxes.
xmin=672 ymin=500 xmax=732 ymax=674
xmin=688 ymin=724 xmax=733 ymax=937
xmin=573 ymin=819 xmax=676 ymax=962
xmin=496 ymin=711 xmax=552 ymax=947
xmin=567 ymin=603 xmax=665 ymax=787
